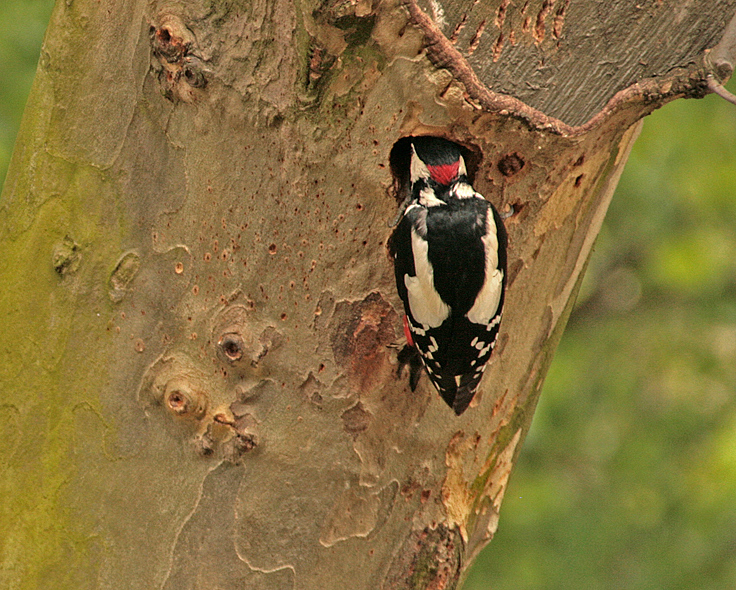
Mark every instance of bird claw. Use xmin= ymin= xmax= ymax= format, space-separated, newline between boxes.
xmin=396 ymin=344 xmax=423 ymax=391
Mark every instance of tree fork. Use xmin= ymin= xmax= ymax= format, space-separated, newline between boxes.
xmin=1 ymin=1 xmax=735 ymax=589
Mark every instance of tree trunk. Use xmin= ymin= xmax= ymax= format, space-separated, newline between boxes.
xmin=1 ymin=1 xmax=734 ymax=588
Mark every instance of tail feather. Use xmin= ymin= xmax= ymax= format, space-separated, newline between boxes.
xmin=398 ymin=342 xmax=486 ymax=415
xmin=435 ymin=369 xmax=484 ymax=415
xmin=452 ymin=371 xmax=484 ymax=415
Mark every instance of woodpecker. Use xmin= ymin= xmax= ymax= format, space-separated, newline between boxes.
xmin=389 ymin=137 xmax=507 ymax=415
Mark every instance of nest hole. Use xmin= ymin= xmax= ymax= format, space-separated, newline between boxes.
xmin=387 ymin=136 xmax=482 ymax=204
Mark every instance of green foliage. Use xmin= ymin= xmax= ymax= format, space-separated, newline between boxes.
xmin=464 ymin=89 xmax=736 ymax=590
xmin=0 ymin=0 xmax=54 ymax=190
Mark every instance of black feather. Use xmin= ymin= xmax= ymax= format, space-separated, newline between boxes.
xmin=390 ymin=137 xmax=507 ymax=415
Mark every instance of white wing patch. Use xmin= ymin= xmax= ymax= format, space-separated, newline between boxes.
xmin=467 ymin=208 xmax=504 ymax=325
xmin=404 ymin=228 xmax=450 ymax=328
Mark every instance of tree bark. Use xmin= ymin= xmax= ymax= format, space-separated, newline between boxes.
xmin=1 ymin=1 xmax=734 ymax=589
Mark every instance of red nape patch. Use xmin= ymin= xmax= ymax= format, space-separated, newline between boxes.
xmin=428 ymin=162 xmax=460 ymax=186
xmin=403 ymin=315 xmax=414 ymax=347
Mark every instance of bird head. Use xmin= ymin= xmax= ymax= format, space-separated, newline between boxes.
xmin=409 ymin=137 xmax=468 ymax=188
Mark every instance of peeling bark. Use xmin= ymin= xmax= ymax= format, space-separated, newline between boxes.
xmin=1 ymin=1 xmax=735 ymax=589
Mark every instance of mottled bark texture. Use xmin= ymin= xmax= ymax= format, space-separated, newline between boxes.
xmin=1 ymin=1 xmax=734 ymax=589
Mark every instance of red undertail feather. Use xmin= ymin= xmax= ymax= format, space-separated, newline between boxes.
xmin=403 ymin=315 xmax=414 ymax=347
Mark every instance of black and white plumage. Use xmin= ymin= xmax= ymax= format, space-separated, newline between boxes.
xmin=389 ymin=137 xmax=507 ymax=415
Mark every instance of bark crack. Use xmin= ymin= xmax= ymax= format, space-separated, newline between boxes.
xmin=159 ymin=463 xmax=217 ymax=590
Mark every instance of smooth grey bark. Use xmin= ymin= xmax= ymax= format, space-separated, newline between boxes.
xmin=1 ymin=1 xmax=735 ymax=589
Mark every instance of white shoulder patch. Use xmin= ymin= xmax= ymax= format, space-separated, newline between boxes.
xmin=419 ymin=187 xmax=446 ymax=207
xmin=451 ymin=182 xmax=476 ymax=199
xmin=467 ymin=208 xmax=503 ymax=325
xmin=404 ymin=229 xmax=450 ymax=328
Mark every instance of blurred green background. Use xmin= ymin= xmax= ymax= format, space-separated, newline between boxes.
xmin=2 ymin=2 xmax=735 ymax=589
xmin=465 ymin=86 xmax=736 ymax=589
xmin=0 ymin=0 xmax=52 ymax=186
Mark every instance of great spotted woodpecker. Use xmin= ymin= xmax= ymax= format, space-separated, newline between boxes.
xmin=389 ymin=137 xmax=507 ymax=415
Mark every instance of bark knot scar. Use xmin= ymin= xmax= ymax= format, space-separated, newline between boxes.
xmin=497 ymin=153 xmax=525 ymax=177
xmin=109 ymin=251 xmax=140 ymax=303
xmin=138 ymin=349 xmax=262 ymax=463
xmin=52 ymin=236 xmax=81 ymax=276
xmin=149 ymin=15 xmax=209 ymax=102
xmin=212 ymin=302 xmax=283 ymax=369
